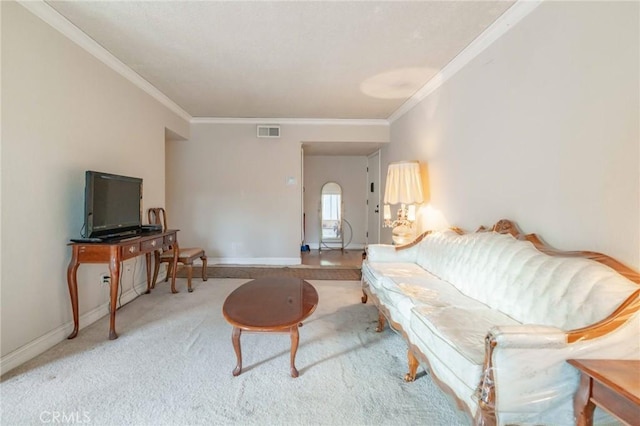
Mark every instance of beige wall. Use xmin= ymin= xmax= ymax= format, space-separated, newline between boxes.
xmin=3 ymin=0 xmax=638 ymax=375
xmin=1 ymin=2 xmax=189 ymax=368
xmin=166 ymin=122 xmax=387 ymax=264
xmin=385 ymin=1 xmax=639 ymax=269
xmin=303 ymin=155 xmax=368 ymax=249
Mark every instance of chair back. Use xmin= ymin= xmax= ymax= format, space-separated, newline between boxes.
xmin=148 ymin=207 xmax=168 ymax=231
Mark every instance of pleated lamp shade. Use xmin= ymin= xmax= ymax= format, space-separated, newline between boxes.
xmin=383 ymin=161 xmax=424 ymax=205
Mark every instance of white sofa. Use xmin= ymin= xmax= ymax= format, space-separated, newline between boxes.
xmin=361 ymin=220 xmax=639 ymax=425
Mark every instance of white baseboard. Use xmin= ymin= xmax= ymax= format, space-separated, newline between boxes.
xmin=185 ymin=252 xmax=371 ymax=266
xmin=0 ymin=280 xmax=148 ymax=376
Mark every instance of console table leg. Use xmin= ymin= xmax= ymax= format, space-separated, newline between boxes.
xmin=290 ymin=325 xmax=300 ymax=378
xmin=151 ymin=252 xmax=160 ymax=290
xmin=232 ymin=327 xmax=242 ymax=376
xmin=144 ymin=253 xmax=152 ymax=294
xmin=108 ymin=250 xmax=120 ymax=340
xmin=67 ymin=247 xmax=80 ymax=339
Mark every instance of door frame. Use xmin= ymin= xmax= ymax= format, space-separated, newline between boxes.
xmin=366 ymin=150 xmax=381 ymax=246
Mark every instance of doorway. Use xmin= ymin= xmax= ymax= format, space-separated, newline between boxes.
xmin=300 ymin=142 xmax=384 ymax=266
xmin=301 ymin=155 xmax=368 ymax=250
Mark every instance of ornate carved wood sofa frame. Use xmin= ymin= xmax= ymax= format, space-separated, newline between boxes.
xmin=361 ymin=219 xmax=639 ymax=425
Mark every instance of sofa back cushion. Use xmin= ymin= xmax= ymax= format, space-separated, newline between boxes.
xmin=416 ymin=230 xmax=637 ymax=330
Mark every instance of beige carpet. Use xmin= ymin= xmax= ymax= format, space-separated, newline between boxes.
xmin=1 ymin=279 xmax=468 ymax=426
xmin=178 ymin=266 xmax=362 ymax=281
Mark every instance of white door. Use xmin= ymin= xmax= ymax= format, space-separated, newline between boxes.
xmin=366 ymin=151 xmax=381 ymax=245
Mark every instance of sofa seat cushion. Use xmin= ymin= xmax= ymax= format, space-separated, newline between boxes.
xmin=411 ymin=302 xmax=521 ymax=395
xmin=412 ymin=303 xmax=521 ymax=367
xmin=365 ymin=262 xmax=432 ymax=281
xmin=362 ymin=262 xmax=432 ymax=295
xmin=375 ymin=273 xmax=522 ymax=356
xmin=364 ymin=274 xmax=439 ymax=330
xmin=378 ymin=275 xmax=475 ymax=327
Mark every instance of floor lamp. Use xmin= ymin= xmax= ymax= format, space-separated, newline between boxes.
xmin=383 ymin=160 xmax=424 ymax=245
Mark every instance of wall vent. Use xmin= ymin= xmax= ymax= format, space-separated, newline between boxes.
xmin=257 ymin=125 xmax=280 ymax=138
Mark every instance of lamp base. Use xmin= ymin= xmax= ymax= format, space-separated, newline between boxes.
xmin=392 ymin=224 xmax=415 ymax=246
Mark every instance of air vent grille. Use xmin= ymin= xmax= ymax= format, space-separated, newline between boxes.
xmin=257 ymin=125 xmax=280 ymax=138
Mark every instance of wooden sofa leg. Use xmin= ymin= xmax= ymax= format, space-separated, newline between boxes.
xmin=361 ymin=289 xmax=368 ymax=304
xmin=404 ymin=350 xmax=419 ymax=382
xmin=375 ymin=311 xmax=386 ymax=332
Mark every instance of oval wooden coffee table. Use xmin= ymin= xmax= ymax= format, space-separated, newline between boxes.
xmin=222 ymin=277 xmax=319 ymax=378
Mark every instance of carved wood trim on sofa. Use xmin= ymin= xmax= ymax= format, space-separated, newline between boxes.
xmin=363 ymin=218 xmax=639 ymax=426
xmin=473 ymin=220 xmax=640 ymax=426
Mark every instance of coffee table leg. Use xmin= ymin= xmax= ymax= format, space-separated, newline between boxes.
xmin=231 ymin=327 xmax=242 ymax=376
xmin=290 ymin=325 xmax=299 ymax=378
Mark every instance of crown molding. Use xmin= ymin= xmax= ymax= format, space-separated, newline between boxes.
xmin=18 ymin=0 xmax=192 ymax=123
xmin=388 ymin=0 xmax=543 ymax=123
xmin=191 ymin=117 xmax=389 ymax=126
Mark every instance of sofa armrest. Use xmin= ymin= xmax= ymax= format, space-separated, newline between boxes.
xmin=366 ymin=244 xmax=418 ymax=262
xmin=476 ymin=317 xmax=640 ymax=424
xmin=475 ymin=327 xmax=574 ymax=424
xmin=488 ymin=325 xmax=567 ymax=349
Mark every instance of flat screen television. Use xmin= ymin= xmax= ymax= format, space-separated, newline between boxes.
xmin=84 ymin=171 xmax=142 ymax=239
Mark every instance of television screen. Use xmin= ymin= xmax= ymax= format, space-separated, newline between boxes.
xmin=85 ymin=171 xmax=142 ymax=239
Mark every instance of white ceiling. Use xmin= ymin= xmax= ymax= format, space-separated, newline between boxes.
xmin=46 ymin=0 xmax=515 ymax=121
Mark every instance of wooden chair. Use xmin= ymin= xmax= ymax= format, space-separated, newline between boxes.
xmin=148 ymin=207 xmax=207 ymax=293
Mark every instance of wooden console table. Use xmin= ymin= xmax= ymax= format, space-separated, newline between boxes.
xmin=568 ymin=359 xmax=640 ymax=426
xmin=67 ymin=230 xmax=179 ymax=340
